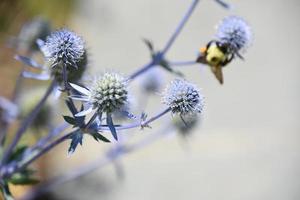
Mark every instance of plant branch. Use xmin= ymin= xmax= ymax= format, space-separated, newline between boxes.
xmin=12 ymin=132 xmax=72 ymax=177
xmin=1 ymin=80 xmax=56 ymax=165
xmin=128 ymin=0 xmax=200 ymax=80
xmin=21 ymin=123 xmax=174 ymax=200
xmin=169 ymin=60 xmax=197 ymax=66
xmin=99 ymin=107 xmax=171 ymax=131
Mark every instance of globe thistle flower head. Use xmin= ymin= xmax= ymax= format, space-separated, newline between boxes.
xmin=40 ymin=28 xmax=85 ymax=69
xmin=162 ymin=79 xmax=204 ymax=116
xmin=90 ymin=72 xmax=128 ymax=113
xmin=216 ymin=16 xmax=252 ymax=55
xmin=71 ymin=72 xmax=129 ymax=116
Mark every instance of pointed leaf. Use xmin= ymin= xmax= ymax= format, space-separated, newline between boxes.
xmin=52 ymin=86 xmax=62 ymax=99
xmin=75 ymin=107 xmax=93 ymax=117
xmin=143 ymin=38 xmax=155 ymax=55
xmin=63 ymin=116 xmax=76 ymax=125
xmin=14 ymin=55 xmax=43 ymax=69
xmin=91 ymin=132 xmax=110 ymax=143
xmin=9 ymin=173 xmax=39 ymax=185
xmin=8 ymin=145 xmax=28 ymax=162
xmin=70 ymin=96 xmax=89 ymax=101
xmin=22 ymin=71 xmax=50 ymax=80
xmin=68 ymin=130 xmax=83 ymax=154
xmin=214 ymin=0 xmax=232 ymax=9
xmin=36 ymin=39 xmax=45 ymax=49
xmin=106 ymin=114 xmax=118 ymax=141
xmin=65 ymin=99 xmax=77 ymax=116
xmin=70 ymin=83 xmax=90 ymax=96
xmin=160 ymin=60 xmax=183 ymax=76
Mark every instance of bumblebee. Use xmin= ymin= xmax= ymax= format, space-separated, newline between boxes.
xmin=196 ymin=40 xmax=234 ymax=84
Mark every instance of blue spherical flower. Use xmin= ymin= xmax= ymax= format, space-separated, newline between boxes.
xmin=39 ymin=28 xmax=85 ymax=68
xmin=216 ymin=16 xmax=252 ymax=54
xmin=162 ymin=79 xmax=204 ymax=115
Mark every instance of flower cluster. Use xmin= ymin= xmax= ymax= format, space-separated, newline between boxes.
xmin=162 ymin=79 xmax=204 ymax=116
xmin=216 ymin=15 xmax=252 ymax=54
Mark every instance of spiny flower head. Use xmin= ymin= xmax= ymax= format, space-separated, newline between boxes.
xmin=40 ymin=28 xmax=85 ymax=68
xmin=71 ymin=72 xmax=129 ymax=116
xmin=90 ymin=72 xmax=128 ymax=113
xmin=162 ymin=79 xmax=204 ymax=115
xmin=216 ymin=16 xmax=252 ymax=54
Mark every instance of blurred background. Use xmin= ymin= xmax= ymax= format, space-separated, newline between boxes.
xmin=0 ymin=0 xmax=300 ymax=199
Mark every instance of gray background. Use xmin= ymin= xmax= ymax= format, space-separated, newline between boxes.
xmin=48 ymin=0 xmax=300 ymax=200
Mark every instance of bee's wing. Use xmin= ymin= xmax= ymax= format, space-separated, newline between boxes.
xmin=211 ymin=65 xmax=224 ymax=84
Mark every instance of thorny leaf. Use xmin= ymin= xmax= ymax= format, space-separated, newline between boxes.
xmin=65 ymin=100 xmax=85 ymax=127
xmin=8 ymin=145 xmax=28 ymax=163
xmin=214 ymin=0 xmax=232 ymax=9
xmin=63 ymin=116 xmax=77 ymax=126
xmin=22 ymin=71 xmax=50 ymax=80
xmin=68 ymin=130 xmax=83 ymax=154
xmin=142 ymin=38 xmax=155 ymax=56
xmin=8 ymin=170 xmax=39 ymax=185
xmin=106 ymin=114 xmax=118 ymax=141
xmin=90 ymin=132 xmax=110 ymax=143
xmin=14 ymin=55 xmax=43 ymax=69
xmin=159 ymin=58 xmax=183 ymax=77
